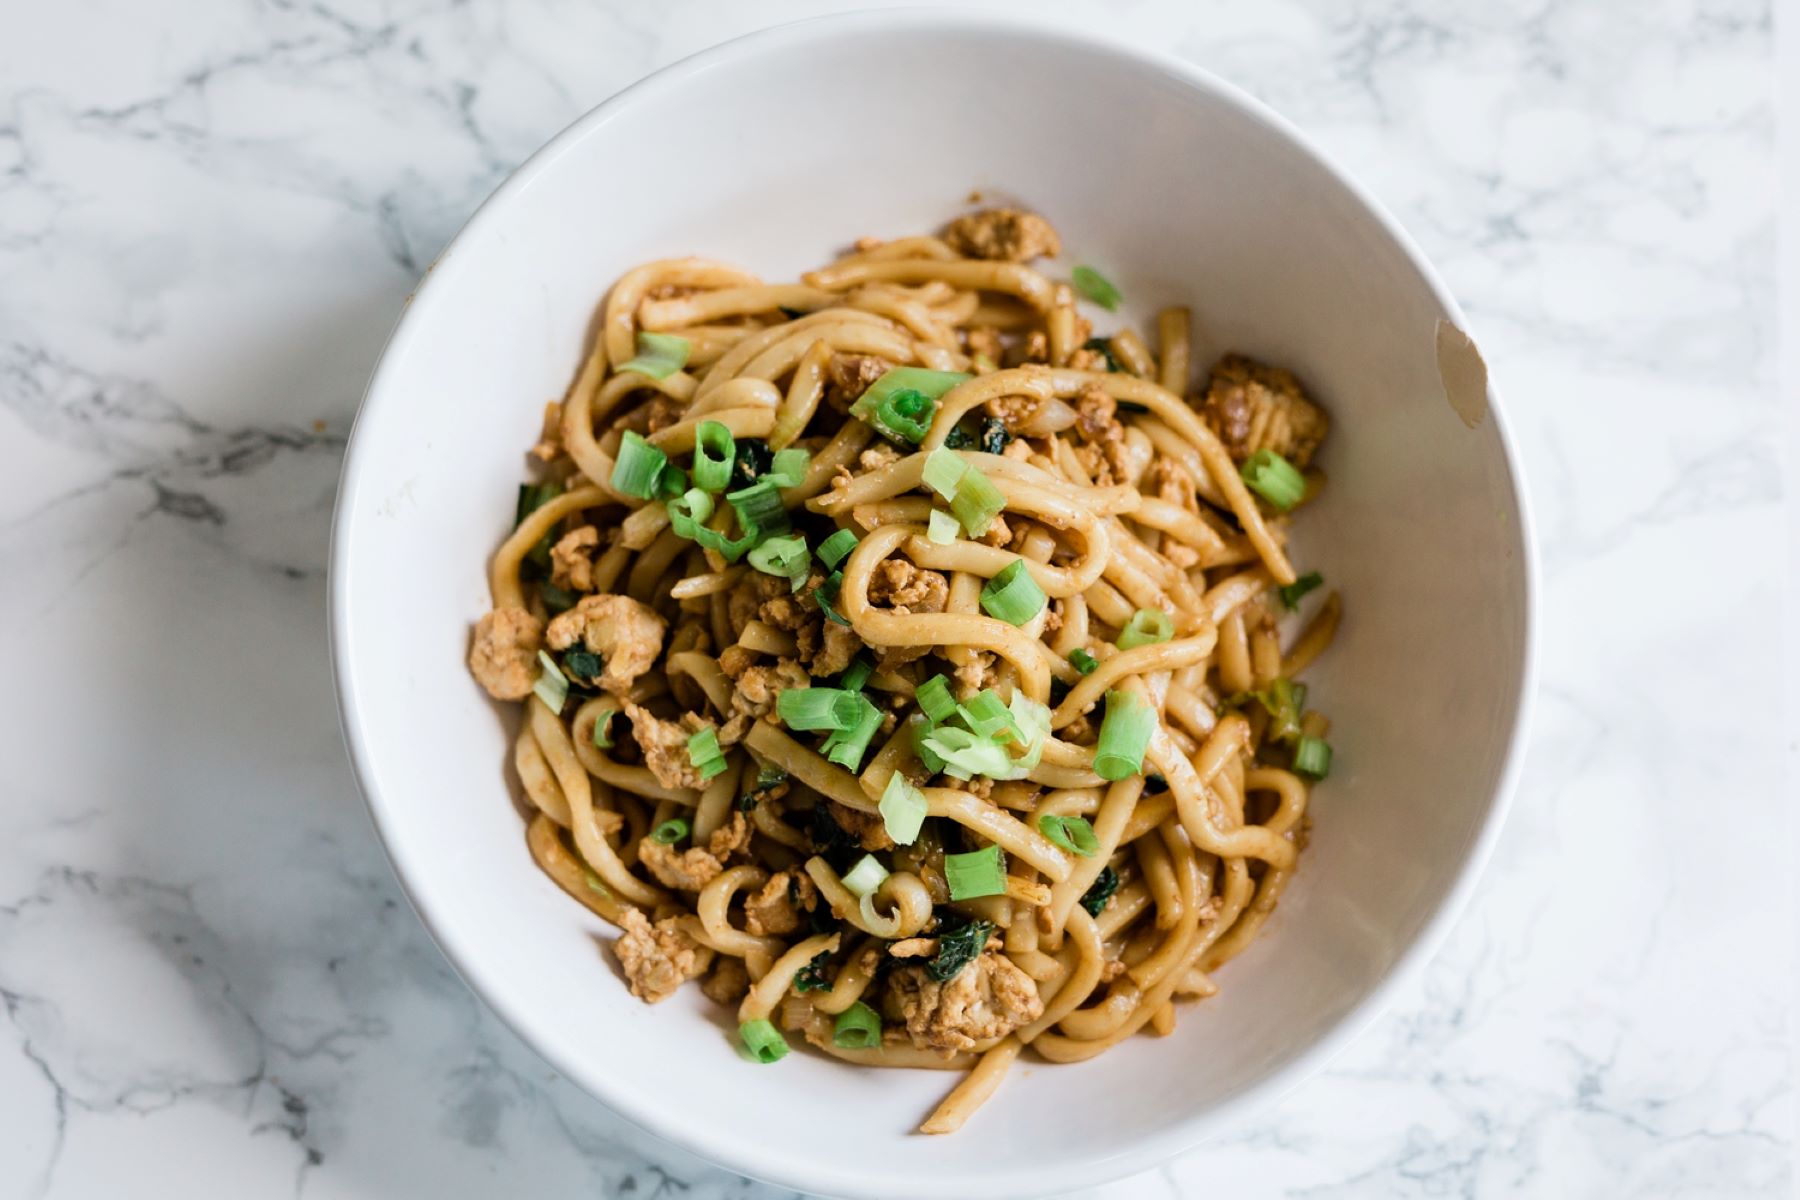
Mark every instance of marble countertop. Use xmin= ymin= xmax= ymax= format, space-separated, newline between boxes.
xmin=0 ymin=1 xmax=1785 ymax=1196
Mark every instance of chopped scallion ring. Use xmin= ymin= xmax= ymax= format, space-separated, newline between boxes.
xmin=841 ymin=854 xmax=890 ymax=898
xmin=1278 ymin=571 xmax=1324 ymax=610
xmin=1293 ymin=735 xmax=1333 ymax=779
xmin=691 ymin=420 xmax=735 ymax=492
xmin=878 ymin=772 xmax=928 ymax=846
xmin=818 ymin=528 xmax=859 ymax=569
xmin=960 ymin=690 xmax=1019 ymax=741
xmin=1037 ymin=814 xmax=1100 ymax=857
xmin=980 ymin=560 xmax=1046 ymax=626
xmin=927 ymin=509 xmax=960 ymax=545
xmin=532 ymin=650 xmax=569 ymax=714
xmin=666 ymin=487 xmax=715 ymax=539
xmin=1240 ymin=449 xmax=1306 ymax=511
xmin=1093 ymin=689 xmax=1154 ymax=781
xmin=832 ymin=1001 xmax=882 ymax=1049
xmin=685 ymin=728 xmax=727 ymax=781
xmin=819 ymin=694 xmax=882 ymax=771
xmin=921 ymin=447 xmax=969 ymax=499
xmin=651 ymin=817 xmax=690 ymax=845
xmin=616 ymin=331 xmax=690 ymax=380
xmin=591 ymin=707 xmax=618 ymax=750
xmin=1071 ymin=265 xmax=1122 ymax=311
xmin=727 ymin=478 xmax=791 ymax=538
xmin=610 ymin=430 xmax=668 ymax=500
xmin=851 ymin=367 xmax=969 ymax=444
xmin=1068 ymin=648 xmax=1099 ymax=675
xmin=1117 ymin=608 xmax=1174 ymax=650
xmin=914 ymin=675 xmax=957 ymax=724
xmin=766 ymin=447 xmax=811 ymax=488
xmin=776 ymin=687 xmax=863 ymax=732
xmin=738 ymin=1018 xmax=789 ymax=1063
xmin=944 ymin=844 xmax=1006 ymax=900
xmin=747 ymin=532 xmax=810 ymax=588
xmin=839 ymin=655 xmax=872 ymax=693
xmin=950 ymin=466 xmax=1005 ymax=536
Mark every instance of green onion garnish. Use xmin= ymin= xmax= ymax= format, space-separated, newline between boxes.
xmin=980 ymin=560 xmax=1046 ymax=626
xmin=818 ymin=528 xmax=859 ymax=569
xmin=914 ymin=675 xmax=957 ymax=724
xmin=922 ymin=447 xmax=969 ymax=499
xmin=617 ymin=331 xmax=691 ymax=380
xmin=1240 ymin=449 xmax=1305 ymax=511
xmin=747 ymin=532 xmax=810 ymax=589
xmin=610 ymin=430 xmax=668 ymax=500
xmin=839 ymin=655 xmax=872 ymax=693
xmin=819 ymin=694 xmax=882 ymax=771
xmin=738 ymin=1018 xmax=789 ymax=1063
xmin=1265 ymin=678 xmax=1307 ymax=744
xmin=658 ymin=463 xmax=688 ymax=499
xmin=685 ymin=727 xmax=727 ymax=781
xmin=951 ymin=467 xmax=1005 ymax=537
xmin=515 ymin=480 xmax=562 ymax=571
xmin=911 ymin=717 xmax=946 ymax=773
xmin=1278 ymin=571 xmax=1324 ymax=610
xmin=1037 ymin=814 xmax=1100 ymax=857
xmin=841 ymin=854 xmax=890 ymax=898
xmin=666 ymin=487 xmax=715 ymax=539
xmin=692 ymin=522 xmax=757 ymax=563
xmin=927 ymin=509 xmax=959 ymax=545
xmin=944 ymin=844 xmax=1006 ymax=900
xmin=1117 ymin=608 xmax=1174 ymax=650
xmin=727 ymin=478 xmax=790 ymax=538
xmin=1093 ymin=689 xmax=1154 ymax=781
xmin=777 ymin=687 xmax=863 ymax=732
xmin=1071 ymin=265 xmax=1122 ymax=311
xmin=851 ymin=367 xmax=969 ymax=444
xmin=651 ymin=817 xmax=690 ymax=845
xmin=533 ymin=650 xmax=569 ymax=714
xmin=960 ymin=690 xmax=1020 ymax=741
xmin=591 ymin=707 xmax=618 ymax=750
xmin=815 ymin=570 xmax=851 ymax=626
xmin=766 ymin=447 xmax=811 ymax=488
xmin=832 ymin=1001 xmax=882 ymax=1049
xmin=1068 ymin=648 xmax=1099 ymax=675
xmin=691 ymin=420 xmax=735 ymax=492
xmin=877 ymin=772 xmax=927 ymax=846
xmin=1293 ymin=735 xmax=1332 ymax=779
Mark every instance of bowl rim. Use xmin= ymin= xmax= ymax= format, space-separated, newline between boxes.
xmin=328 ymin=9 xmax=1540 ymax=1197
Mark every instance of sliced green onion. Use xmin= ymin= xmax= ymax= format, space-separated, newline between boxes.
xmin=911 ymin=714 xmax=947 ymax=773
xmin=839 ymin=655 xmax=872 ymax=693
xmin=727 ymin=478 xmax=790 ymax=537
xmin=748 ymin=532 xmax=810 ymax=588
xmin=820 ymin=695 xmax=882 ymax=771
xmin=657 ymin=463 xmax=688 ymax=498
xmin=832 ymin=1001 xmax=882 ymax=1049
xmin=1071 ymin=265 xmax=1122 ymax=311
xmin=1037 ymin=814 xmax=1100 ymax=857
xmin=921 ymin=447 xmax=969 ymax=499
xmin=923 ymin=725 xmax=1015 ymax=781
xmin=1263 ymin=678 xmax=1307 ymax=744
xmin=767 ymin=447 xmax=811 ymax=488
xmin=1117 ymin=608 xmax=1174 ymax=650
xmin=686 ymin=727 xmax=727 ymax=781
xmin=1241 ymin=449 xmax=1306 ymax=511
xmin=610 ymin=431 xmax=668 ymax=500
xmin=944 ymin=844 xmax=1006 ymax=900
xmin=515 ymin=480 xmax=562 ymax=571
xmin=1068 ymin=648 xmax=1099 ymax=675
xmin=1278 ymin=571 xmax=1324 ymax=610
xmin=651 ymin=817 xmax=690 ymax=845
xmin=692 ymin=522 xmax=757 ymax=563
xmin=980 ymin=560 xmax=1046 ymax=626
xmin=691 ymin=420 xmax=735 ymax=492
xmin=617 ymin=331 xmax=690 ymax=380
xmin=591 ymin=707 xmax=617 ymax=750
xmin=960 ymin=690 xmax=1019 ymax=741
xmin=738 ymin=1018 xmax=789 ymax=1064
xmin=927 ymin=509 xmax=960 ymax=545
xmin=914 ymin=675 xmax=957 ymax=724
xmin=841 ymin=854 xmax=890 ymax=899
xmin=815 ymin=570 xmax=851 ymax=625
xmin=878 ymin=772 xmax=927 ymax=846
xmin=777 ymin=687 xmax=862 ymax=732
xmin=818 ymin=528 xmax=859 ymax=568
xmin=1093 ymin=689 xmax=1154 ymax=781
xmin=950 ymin=467 xmax=1005 ymax=537
xmin=1293 ymin=735 xmax=1332 ymax=779
xmin=533 ymin=650 xmax=569 ymax=714
xmin=666 ymin=487 xmax=715 ymax=539
xmin=851 ymin=367 xmax=969 ymax=443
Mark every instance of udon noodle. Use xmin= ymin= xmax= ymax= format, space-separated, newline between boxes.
xmin=469 ymin=208 xmax=1340 ymax=1133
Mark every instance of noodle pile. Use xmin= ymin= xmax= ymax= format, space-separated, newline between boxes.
xmin=469 ymin=208 xmax=1341 ymax=1133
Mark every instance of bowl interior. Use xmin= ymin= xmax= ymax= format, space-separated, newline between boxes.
xmin=333 ymin=16 xmax=1530 ymax=1199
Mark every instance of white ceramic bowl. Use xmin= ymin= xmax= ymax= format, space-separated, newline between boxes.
xmin=330 ymin=12 xmax=1535 ymax=1198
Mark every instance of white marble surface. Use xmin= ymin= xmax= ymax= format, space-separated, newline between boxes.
xmin=0 ymin=0 xmax=1785 ymax=1196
